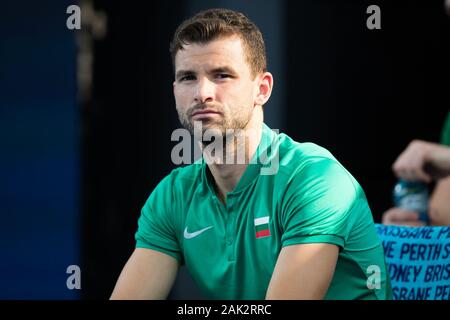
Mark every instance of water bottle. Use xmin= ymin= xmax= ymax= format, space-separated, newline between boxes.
xmin=393 ymin=179 xmax=430 ymax=224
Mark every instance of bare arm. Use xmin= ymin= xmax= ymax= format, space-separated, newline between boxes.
xmin=265 ymin=243 xmax=339 ymax=300
xmin=429 ymin=176 xmax=450 ymax=226
xmin=381 ymin=207 xmax=426 ymax=226
xmin=110 ymin=248 xmax=179 ymax=299
xmin=392 ymin=140 xmax=450 ymax=183
xmin=382 ymin=140 xmax=450 ymax=226
xmin=382 ymin=177 xmax=450 ymax=226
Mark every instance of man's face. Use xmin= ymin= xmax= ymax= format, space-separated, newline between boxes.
xmin=173 ymin=35 xmax=259 ymax=136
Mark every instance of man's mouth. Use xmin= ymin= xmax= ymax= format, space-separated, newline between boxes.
xmin=191 ymin=109 xmax=221 ymax=118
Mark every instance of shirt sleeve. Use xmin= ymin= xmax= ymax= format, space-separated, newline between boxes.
xmin=280 ymin=157 xmax=362 ymax=249
xmin=135 ymin=173 xmax=183 ymax=263
xmin=440 ymin=111 xmax=450 ymax=146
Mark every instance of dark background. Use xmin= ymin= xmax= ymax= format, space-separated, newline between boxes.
xmin=1 ymin=0 xmax=449 ymax=299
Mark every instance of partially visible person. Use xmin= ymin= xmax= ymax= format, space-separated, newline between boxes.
xmin=382 ymin=111 xmax=450 ymax=226
xmin=392 ymin=139 xmax=450 ymax=183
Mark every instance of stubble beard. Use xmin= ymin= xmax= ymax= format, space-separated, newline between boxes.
xmin=177 ymin=104 xmax=252 ymax=143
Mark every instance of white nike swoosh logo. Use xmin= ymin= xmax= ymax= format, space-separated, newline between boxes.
xmin=183 ymin=226 xmax=213 ymax=239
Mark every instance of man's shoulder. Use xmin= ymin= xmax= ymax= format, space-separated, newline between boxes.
xmin=171 ymin=161 xmax=203 ymax=179
xmin=275 ymin=133 xmax=371 ymax=228
xmin=277 ymin=132 xmax=341 ymax=174
xmin=275 ymin=132 xmax=361 ymax=197
xmin=155 ymin=162 xmax=203 ymax=193
xmin=145 ymin=162 xmax=204 ymax=211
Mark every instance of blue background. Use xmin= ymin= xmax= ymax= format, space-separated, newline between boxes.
xmin=0 ymin=1 xmax=79 ymax=299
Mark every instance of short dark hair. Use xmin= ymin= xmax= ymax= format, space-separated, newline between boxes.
xmin=170 ymin=8 xmax=267 ymax=78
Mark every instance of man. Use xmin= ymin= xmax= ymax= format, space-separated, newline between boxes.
xmin=382 ymin=112 xmax=450 ymax=226
xmin=111 ymin=8 xmax=391 ymax=300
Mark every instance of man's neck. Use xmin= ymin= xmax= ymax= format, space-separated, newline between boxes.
xmin=204 ymin=108 xmax=263 ymax=204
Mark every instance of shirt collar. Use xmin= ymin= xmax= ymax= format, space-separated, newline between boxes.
xmin=201 ymin=123 xmax=278 ymax=197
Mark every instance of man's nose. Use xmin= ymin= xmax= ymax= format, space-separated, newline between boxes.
xmin=194 ymin=78 xmax=215 ymax=104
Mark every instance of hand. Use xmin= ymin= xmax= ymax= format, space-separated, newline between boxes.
xmin=392 ymin=140 xmax=450 ymax=183
xmin=381 ymin=207 xmax=426 ymax=227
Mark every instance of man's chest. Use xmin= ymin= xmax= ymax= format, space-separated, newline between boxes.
xmin=178 ymin=192 xmax=282 ymax=295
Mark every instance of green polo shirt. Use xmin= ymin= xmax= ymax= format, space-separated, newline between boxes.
xmin=135 ymin=123 xmax=392 ymax=300
xmin=441 ymin=111 xmax=450 ymax=146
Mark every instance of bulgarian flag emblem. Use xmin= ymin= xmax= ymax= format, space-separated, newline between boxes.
xmin=254 ymin=216 xmax=271 ymax=239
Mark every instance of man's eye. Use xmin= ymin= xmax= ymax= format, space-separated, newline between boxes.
xmin=217 ymin=73 xmax=232 ymax=79
xmin=180 ymin=75 xmax=195 ymax=81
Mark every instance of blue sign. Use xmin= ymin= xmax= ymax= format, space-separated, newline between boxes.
xmin=375 ymin=224 xmax=450 ymax=300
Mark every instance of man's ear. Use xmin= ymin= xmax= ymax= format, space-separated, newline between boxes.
xmin=255 ymin=72 xmax=273 ymax=106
